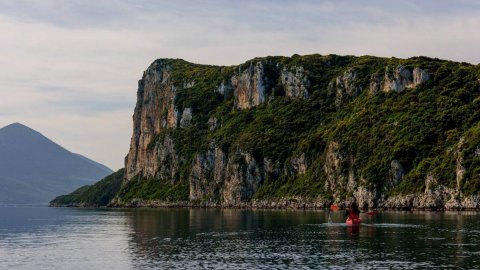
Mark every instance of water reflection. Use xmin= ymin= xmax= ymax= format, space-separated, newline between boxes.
xmin=1 ymin=207 xmax=479 ymax=269
xmin=123 ymin=209 xmax=480 ymax=269
xmin=125 ymin=209 xmax=329 ymax=269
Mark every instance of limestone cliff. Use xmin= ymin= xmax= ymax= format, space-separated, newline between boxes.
xmin=124 ymin=60 xmax=182 ymax=182
xmin=231 ymin=62 xmax=266 ymax=109
xmin=118 ymin=54 xmax=480 ymax=210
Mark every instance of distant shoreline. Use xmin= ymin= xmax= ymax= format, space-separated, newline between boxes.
xmin=1 ymin=203 xmax=49 ymax=207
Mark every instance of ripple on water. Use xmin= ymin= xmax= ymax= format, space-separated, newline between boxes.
xmin=304 ymin=223 xmax=349 ymax=227
xmin=305 ymin=222 xmax=423 ymax=229
xmin=442 ymin=243 xmax=477 ymax=246
xmin=422 ymin=237 xmax=446 ymax=240
xmin=195 ymin=231 xmax=253 ymax=237
xmin=363 ymin=223 xmax=423 ymax=228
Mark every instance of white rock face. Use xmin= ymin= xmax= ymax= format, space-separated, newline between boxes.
xmin=413 ymin=67 xmax=430 ymax=86
xmin=424 ymin=174 xmax=438 ymax=194
xmin=183 ymin=80 xmax=195 ymax=88
xmin=189 ymin=144 xmax=266 ymax=205
xmin=369 ymin=74 xmax=382 ymax=95
xmin=382 ymin=65 xmax=429 ymax=92
xmin=455 ymin=137 xmax=466 ymax=192
xmin=461 ymin=195 xmax=480 ymax=209
xmin=231 ymin=62 xmax=266 ymax=109
xmin=475 ymin=146 xmax=480 ymax=157
xmin=189 ymin=143 xmax=226 ymax=201
xmin=290 ymin=153 xmax=307 ymax=175
xmin=324 ymin=141 xmax=346 ymax=197
xmin=385 ymin=160 xmax=404 ymax=191
xmin=353 ymin=186 xmax=376 ymax=209
xmin=334 ymin=68 xmax=361 ymax=106
xmin=369 ymin=65 xmax=430 ymax=94
xmin=216 ymin=81 xmax=230 ymax=96
xmin=207 ymin=117 xmax=218 ymax=131
xmin=179 ymin=107 xmax=192 ymax=128
xmin=280 ymin=66 xmax=310 ymax=99
xmin=380 ymin=184 xmax=457 ymax=210
xmin=222 ymin=150 xmax=264 ymax=205
xmin=154 ymin=135 xmax=179 ymax=183
xmin=383 ymin=65 xmax=412 ymax=92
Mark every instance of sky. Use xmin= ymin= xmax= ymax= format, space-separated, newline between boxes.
xmin=0 ymin=0 xmax=479 ymax=170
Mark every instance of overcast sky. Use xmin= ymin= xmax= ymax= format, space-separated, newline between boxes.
xmin=1 ymin=0 xmax=479 ymax=170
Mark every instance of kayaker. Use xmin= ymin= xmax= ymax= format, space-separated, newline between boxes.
xmin=345 ymin=201 xmax=360 ymax=221
xmin=362 ymin=202 xmax=369 ymax=212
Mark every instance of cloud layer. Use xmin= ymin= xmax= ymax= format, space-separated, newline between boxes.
xmin=0 ymin=0 xmax=479 ymax=169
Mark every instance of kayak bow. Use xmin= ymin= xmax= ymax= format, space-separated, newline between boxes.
xmin=346 ymin=217 xmax=362 ymax=226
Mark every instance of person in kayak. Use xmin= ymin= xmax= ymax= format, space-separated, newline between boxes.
xmin=362 ymin=202 xmax=369 ymax=212
xmin=345 ymin=202 xmax=361 ymax=224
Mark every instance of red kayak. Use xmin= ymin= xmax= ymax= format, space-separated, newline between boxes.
xmin=330 ymin=204 xmax=340 ymax=211
xmin=346 ymin=217 xmax=362 ymax=226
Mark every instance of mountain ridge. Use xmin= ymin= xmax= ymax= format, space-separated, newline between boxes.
xmin=0 ymin=122 xmax=113 ymax=204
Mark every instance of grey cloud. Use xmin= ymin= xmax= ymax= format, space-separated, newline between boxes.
xmin=2 ymin=1 xmax=479 ymax=30
xmin=54 ymin=98 xmax=133 ymax=115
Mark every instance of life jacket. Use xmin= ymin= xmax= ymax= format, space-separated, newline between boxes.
xmin=348 ymin=209 xmax=360 ymax=220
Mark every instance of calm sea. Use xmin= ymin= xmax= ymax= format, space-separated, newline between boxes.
xmin=0 ymin=206 xmax=479 ymax=269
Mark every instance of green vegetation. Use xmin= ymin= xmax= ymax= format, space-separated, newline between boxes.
xmin=49 ymin=169 xmax=124 ymax=207
xmin=118 ymin=176 xmax=189 ymax=202
xmin=157 ymin=55 xmax=480 ymax=200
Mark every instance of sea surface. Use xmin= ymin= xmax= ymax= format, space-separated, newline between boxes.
xmin=0 ymin=206 xmax=479 ymax=269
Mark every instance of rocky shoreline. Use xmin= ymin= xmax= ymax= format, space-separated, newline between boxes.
xmin=50 ymin=193 xmax=480 ymax=211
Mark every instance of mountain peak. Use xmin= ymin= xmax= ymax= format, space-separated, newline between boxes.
xmin=2 ymin=122 xmax=32 ymax=131
xmin=1 ymin=122 xmax=40 ymax=135
xmin=0 ymin=122 xmax=50 ymax=144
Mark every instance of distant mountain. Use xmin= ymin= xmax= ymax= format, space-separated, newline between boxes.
xmin=0 ymin=123 xmax=112 ymax=204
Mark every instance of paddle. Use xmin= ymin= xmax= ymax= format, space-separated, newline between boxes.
xmin=327 ymin=203 xmax=333 ymax=223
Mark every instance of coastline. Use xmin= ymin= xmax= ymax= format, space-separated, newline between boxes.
xmin=49 ymin=195 xmax=480 ymax=211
